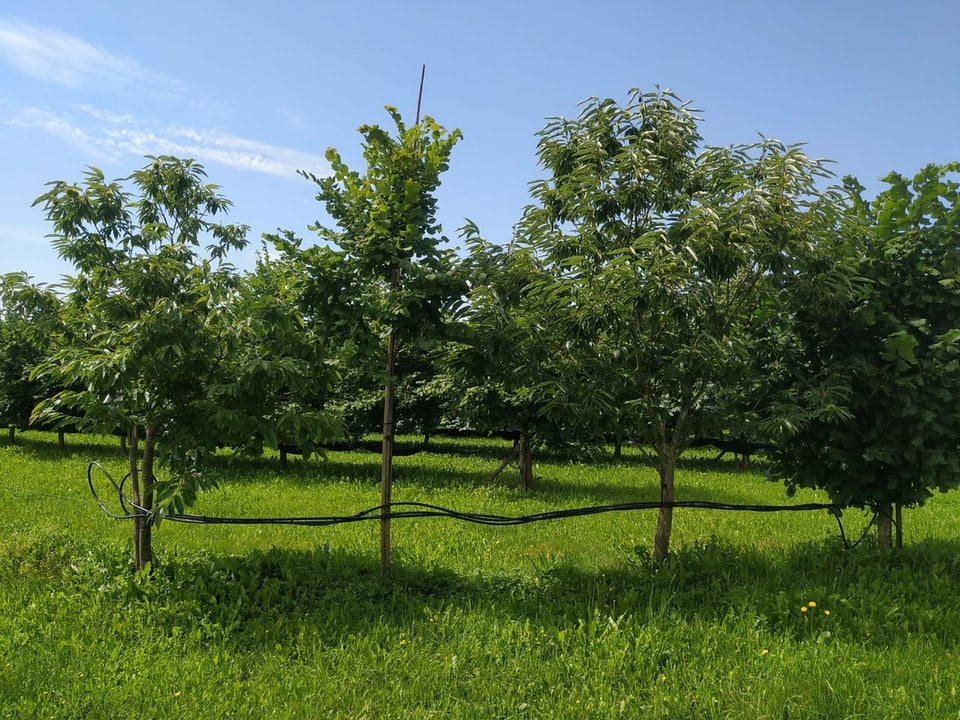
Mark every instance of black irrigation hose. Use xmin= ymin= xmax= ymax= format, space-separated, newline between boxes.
xmin=87 ymin=462 xmax=878 ymax=548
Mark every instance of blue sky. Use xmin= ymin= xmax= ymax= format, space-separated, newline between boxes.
xmin=2 ymin=0 xmax=958 ymax=285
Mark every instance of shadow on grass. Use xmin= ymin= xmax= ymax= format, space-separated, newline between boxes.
xmin=204 ymin=453 xmax=493 ymax=491
xmin=1 ymin=433 xmax=124 ymax=461
xmin=85 ymin=534 xmax=958 ymax=653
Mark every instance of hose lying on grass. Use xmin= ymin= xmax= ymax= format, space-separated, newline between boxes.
xmin=87 ymin=462 xmax=879 ymax=549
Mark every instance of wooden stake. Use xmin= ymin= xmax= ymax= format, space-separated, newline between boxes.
xmin=380 ymin=64 xmax=427 ymax=577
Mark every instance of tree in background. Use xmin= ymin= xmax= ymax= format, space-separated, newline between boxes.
xmin=0 ymin=273 xmax=63 ymax=444
xmin=275 ymin=106 xmax=463 ymax=574
xmin=448 ymin=225 xmax=580 ymax=487
xmin=771 ymin=163 xmax=960 ymax=547
xmin=211 ymin=246 xmax=343 ymax=468
xmin=520 ymin=88 xmax=852 ymax=563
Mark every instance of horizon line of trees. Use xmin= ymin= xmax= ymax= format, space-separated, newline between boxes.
xmin=2 ymin=88 xmax=959 ymax=569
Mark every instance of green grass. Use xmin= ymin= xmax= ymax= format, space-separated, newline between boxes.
xmin=3 ymin=431 xmax=960 ymax=718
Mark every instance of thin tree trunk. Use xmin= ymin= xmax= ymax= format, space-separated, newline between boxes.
xmin=613 ymin=436 xmax=623 ymax=462
xmin=129 ymin=424 xmax=157 ymax=572
xmin=876 ymin=503 xmax=893 ymax=549
xmin=380 ymin=263 xmax=399 ymax=577
xmin=895 ymin=503 xmax=903 ymax=548
xmin=7 ymin=426 xmax=14 ymax=444
xmin=137 ymin=424 xmax=157 ymax=571
xmin=279 ymin=446 xmax=288 ymax=470
xmin=653 ymin=451 xmax=677 ymax=565
xmin=57 ymin=429 xmax=66 ymax=451
xmin=518 ymin=429 xmax=533 ymax=490
xmin=380 ymin=328 xmax=397 ymax=576
xmin=128 ymin=425 xmax=143 ymax=570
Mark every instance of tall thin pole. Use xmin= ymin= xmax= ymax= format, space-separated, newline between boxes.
xmin=380 ymin=275 xmax=397 ymax=575
xmin=415 ymin=64 xmax=426 ymax=123
xmin=380 ymin=64 xmax=427 ymax=577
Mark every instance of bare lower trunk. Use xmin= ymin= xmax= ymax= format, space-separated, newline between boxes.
xmin=279 ymin=446 xmax=288 ymax=470
xmin=130 ymin=424 xmax=156 ymax=572
xmin=895 ymin=503 xmax=903 ymax=548
xmin=7 ymin=426 xmax=14 ymax=444
xmin=876 ymin=503 xmax=893 ymax=549
xmin=57 ymin=429 xmax=66 ymax=451
xmin=380 ymin=320 xmax=397 ymax=577
xmin=128 ymin=426 xmax=143 ymax=570
xmin=518 ymin=430 xmax=534 ymax=490
xmin=613 ymin=436 xmax=623 ymax=462
xmin=138 ymin=425 xmax=156 ymax=570
xmin=653 ymin=452 xmax=677 ymax=565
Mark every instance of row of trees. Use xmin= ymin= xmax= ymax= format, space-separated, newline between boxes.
xmin=3 ymin=88 xmax=959 ymax=570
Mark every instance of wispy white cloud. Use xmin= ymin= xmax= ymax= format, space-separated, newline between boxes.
xmin=6 ymin=103 xmax=329 ymax=179
xmin=0 ymin=20 xmax=183 ymax=94
xmin=77 ymin=104 xmax=135 ymax=124
xmin=6 ymin=105 xmax=111 ymax=160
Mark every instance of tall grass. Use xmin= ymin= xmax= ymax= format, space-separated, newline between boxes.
xmin=2 ymin=431 xmax=960 ymax=718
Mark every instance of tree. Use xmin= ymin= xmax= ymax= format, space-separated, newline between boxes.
xmin=449 ymin=226 xmax=584 ymax=487
xmin=211 ymin=247 xmax=343 ymax=468
xmin=521 ymin=88 xmax=851 ymax=563
xmin=771 ymin=163 xmax=960 ymax=547
xmin=0 ymin=273 xmax=63 ymax=444
xmin=32 ymin=157 xmax=249 ymax=571
xmin=276 ymin=106 xmax=463 ymax=574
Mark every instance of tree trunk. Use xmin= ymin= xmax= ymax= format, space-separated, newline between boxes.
xmin=653 ymin=451 xmax=677 ymax=565
xmin=128 ymin=426 xmax=143 ymax=570
xmin=130 ymin=424 xmax=156 ymax=572
xmin=7 ymin=427 xmax=13 ymax=444
xmin=380 ymin=317 xmax=398 ymax=577
xmin=120 ymin=432 xmax=127 ymax=455
xmin=613 ymin=435 xmax=623 ymax=462
xmin=57 ymin=429 xmax=66 ymax=451
xmin=876 ymin=503 xmax=893 ymax=549
xmin=518 ymin=429 xmax=534 ymax=490
xmin=279 ymin=446 xmax=288 ymax=470
xmin=138 ymin=424 xmax=157 ymax=571
xmin=895 ymin=503 xmax=903 ymax=548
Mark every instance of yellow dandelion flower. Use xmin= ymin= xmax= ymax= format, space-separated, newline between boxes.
xmin=800 ymin=606 xmax=808 ymax=613
xmin=760 ymin=648 xmax=769 ymax=656
xmin=824 ymin=610 xmax=831 ymax=616
xmin=808 ymin=601 xmax=817 ymax=608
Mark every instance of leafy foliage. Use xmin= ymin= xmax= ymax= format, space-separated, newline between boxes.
xmin=290 ymin=106 xmax=465 ymax=345
xmin=519 ymin=88 xmax=853 ymax=561
xmin=272 ymin=106 xmax=464 ymax=573
xmin=0 ymin=274 xmax=63 ymax=435
xmin=209 ymin=247 xmax=343 ymax=459
xmin=29 ymin=157 xmax=258 ymax=566
xmin=772 ymin=163 xmax=960 ymax=521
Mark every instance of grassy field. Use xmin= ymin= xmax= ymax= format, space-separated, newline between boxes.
xmin=2 ymin=431 xmax=960 ymax=719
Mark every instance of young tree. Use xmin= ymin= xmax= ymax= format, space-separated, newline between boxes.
xmin=276 ymin=106 xmax=463 ymax=574
xmin=32 ymin=157 xmax=249 ymax=571
xmin=771 ymin=163 xmax=960 ymax=546
xmin=521 ymin=89 xmax=851 ymax=563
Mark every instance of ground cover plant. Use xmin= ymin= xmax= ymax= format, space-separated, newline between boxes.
xmin=3 ymin=431 xmax=960 ymax=718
